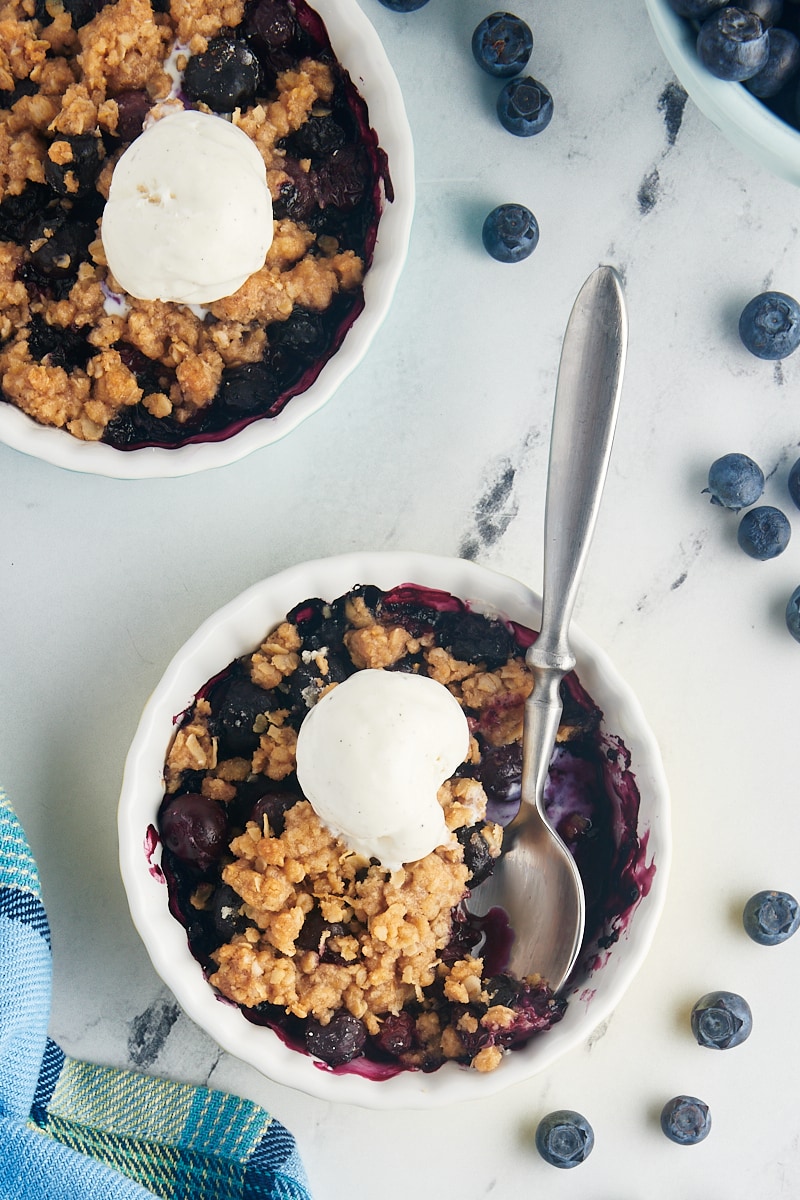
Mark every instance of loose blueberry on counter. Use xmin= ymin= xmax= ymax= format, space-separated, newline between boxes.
xmin=737 ymin=505 xmax=791 ymax=559
xmin=704 ymin=452 xmax=765 ymax=510
xmin=660 ymin=1095 xmax=712 ymax=1144
xmin=787 ymin=457 xmax=800 ymax=510
xmin=787 ymin=585 xmax=800 ymax=641
xmin=739 ymin=290 xmax=800 ymax=358
xmin=745 ymin=26 xmax=800 ymax=95
xmin=482 ymin=202 xmax=539 ymax=262
xmin=472 ymin=12 xmax=533 ymax=77
xmin=697 ymin=8 xmax=770 ymax=81
xmin=496 ymin=75 xmax=553 ymax=135
xmin=743 ymin=889 xmax=800 ymax=943
xmin=535 ymin=1110 xmax=595 ymax=1168
xmin=376 ymin=0 xmax=430 ymax=9
xmin=691 ymin=990 xmax=753 ymax=1048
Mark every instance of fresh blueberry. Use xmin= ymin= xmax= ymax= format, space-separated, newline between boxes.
xmin=691 ymin=990 xmax=753 ymax=1049
xmin=472 ymin=12 xmax=533 ymax=77
xmin=704 ymin=452 xmax=765 ymax=510
xmin=787 ymin=585 xmax=800 ymax=642
xmin=496 ymin=76 xmax=553 ymax=136
xmin=788 ymin=457 xmax=800 ymax=509
xmin=745 ymin=0 xmax=784 ymax=27
xmin=666 ymin=0 xmax=726 ymax=16
xmin=660 ymin=1095 xmax=712 ymax=1145
xmin=376 ymin=0 xmax=430 ymax=9
xmin=745 ymin=27 xmax=800 ymax=96
xmin=737 ymin=505 xmax=791 ymax=559
xmin=697 ymin=8 xmax=770 ymax=81
xmin=535 ymin=1110 xmax=595 ymax=1168
xmin=743 ymin=889 xmax=800 ymax=943
xmin=482 ymin=203 xmax=539 ymax=262
xmin=739 ymin=290 xmax=800 ymax=359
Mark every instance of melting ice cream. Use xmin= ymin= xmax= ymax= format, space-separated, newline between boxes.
xmin=295 ymin=668 xmax=470 ymax=871
xmin=101 ymin=109 xmax=273 ymax=305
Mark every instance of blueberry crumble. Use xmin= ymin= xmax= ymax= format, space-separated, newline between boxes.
xmin=157 ymin=583 xmax=654 ymax=1076
xmin=0 ymin=0 xmax=387 ymax=447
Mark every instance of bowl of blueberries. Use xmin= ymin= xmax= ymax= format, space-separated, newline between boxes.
xmin=645 ymin=0 xmax=800 ymax=183
xmin=0 ymin=0 xmax=414 ymax=478
xmin=118 ymin=551 xmax=671 ymax=1107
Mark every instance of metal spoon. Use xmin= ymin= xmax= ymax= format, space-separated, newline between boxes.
xmin=473 ymin=265 xmax=628 ymax=992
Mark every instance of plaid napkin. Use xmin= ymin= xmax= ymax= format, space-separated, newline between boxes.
xmin=0 ymin=786 xmax=312 ymax=1200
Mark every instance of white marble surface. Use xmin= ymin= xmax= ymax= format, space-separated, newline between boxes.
xmin=2 ymin=0 xmax=800 ymax=1195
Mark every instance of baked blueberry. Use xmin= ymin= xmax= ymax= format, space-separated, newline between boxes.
xmin=497 ymin=75 xmax=553 ymax=136
xmin=739 ymin=290 xmax=800 ymax=359
xmin=456 ymin=824 xmax=496 ymax=886
xmin=472 ymin=12 xmax=533 ymax=77
xmin=161 ymin=794 xmax=229 ymax=873
xmin=535 ymin=1110 xmax=595 ymax=1168
xmin=44 ymin=133 xmax=105 ymax=198
xmin=305 ymin=1011 xmax=367 ymax=1065
xmin=216 ymin=361 xmax=275 ymax=416
xmin=210 ymin=884 xmax=248 ymax=939
xmin=436 ymin=609 xmax=515 ymax=666
xmin=743 ymin=889 xmax=800 ymax=944
xmin=697 ymin=7 xmax=770 ymax=81
xmin=312 ymin=145 xmax=368 ymax=210
xmin=660 ymin=1095 xmax=712 ymax=1144
xmin=246 ymin=0 xmax=296 ymax=46
xmin=691 ymin=990 xmax=753 ymax=1049
xmin=704 ymin=452 xmax=765 ymax=510
xmin=0 ymin=183 xmax=52 ymax=243
xmin=286 ymin=114 xmax=347 ymax=161
xmin=113 ymin=89 xmax=152 ymax=141
xmin=26 ymin=313 xmax=94 ymax=371
xmin=737 ymin=505 xmax=791 ymax=559
xmin=482 ymin=202 xmax=539 ymax=263
xmin=371 ymin=1010 xmax=417 ymax=1058
xmin=27 ymin=214 xmax=95 ymax=282
xmin=183 ymin=36 xmax=262 ymax=111
xmin=211 ymin=674 xmax=277 ymax=755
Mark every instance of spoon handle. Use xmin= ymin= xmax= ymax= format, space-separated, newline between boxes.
xmin=523 ymin=266 xmax=628 ymax=807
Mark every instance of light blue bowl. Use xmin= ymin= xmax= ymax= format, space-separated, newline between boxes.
xmin=645 ymin=0 xmax=800 ymax=185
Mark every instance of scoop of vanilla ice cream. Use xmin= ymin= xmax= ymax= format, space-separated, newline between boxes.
xmin=101 ymin=109 xmax=273 ymax=305
xmin=295 ymin=669 xmax=470 ymax=871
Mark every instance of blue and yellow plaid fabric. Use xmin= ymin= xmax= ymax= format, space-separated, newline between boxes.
xmin=0 ymin=787 xmax=312 ymax=1200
